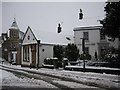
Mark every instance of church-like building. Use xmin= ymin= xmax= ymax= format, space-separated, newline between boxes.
xmin=2 ymin=18 xmax=24 ymax=64
xmin=21 ymin=26 xmax=73 ymax=67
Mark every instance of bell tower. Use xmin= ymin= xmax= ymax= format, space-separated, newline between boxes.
xmin=9 ymin=18 xmax=19 ymax=39
xmin=8 ymin=18 xmax=20 ymax=64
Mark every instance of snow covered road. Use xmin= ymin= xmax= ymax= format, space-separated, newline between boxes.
xmin=0 ymin=65 xmax=104 ymax=90
xmin=1 ymin=69 xmax=59 ymax=89
xmin=0 ymin=60 xmax=119 ymax=89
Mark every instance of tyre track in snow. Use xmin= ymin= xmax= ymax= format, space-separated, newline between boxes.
xmin=0 ymin=65 xmax=107 ymax=89
xmin=0 ymin=66 xmax=74 ymax=90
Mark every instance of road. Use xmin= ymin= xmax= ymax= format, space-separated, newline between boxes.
xmin=0 ymin=65 xmax=104 ymax=90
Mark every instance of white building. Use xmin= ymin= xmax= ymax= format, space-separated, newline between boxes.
xmin=21 ymin=26 xmax=73 ymax=67
xmin=74 ymin=26 xmax=110 ymax=61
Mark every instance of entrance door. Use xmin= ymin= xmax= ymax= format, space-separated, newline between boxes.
xmin=31 ymin=45 xmax=36 ymax=67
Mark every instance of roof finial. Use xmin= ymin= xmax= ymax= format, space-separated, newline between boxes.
xmin=14 ymin=17 xmax=16 ymax=22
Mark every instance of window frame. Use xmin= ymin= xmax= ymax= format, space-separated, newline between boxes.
xmin=23 ymin=46 xmax=30 ymax=62
xmin=83 ymin=32 xmax=89 ymax=41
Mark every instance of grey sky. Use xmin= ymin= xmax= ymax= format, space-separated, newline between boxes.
xmin=2 ymin=2 xmax=106 ymax=35
xmin=0 ymin=2 xmax=2 ymax=34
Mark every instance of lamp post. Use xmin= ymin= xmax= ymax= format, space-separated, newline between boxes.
xmin=80 ymin=38 xmax=85 ymax=72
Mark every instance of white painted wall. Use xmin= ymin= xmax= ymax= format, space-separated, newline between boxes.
xmin=74 ymin=29 xmax=100 ymax=56
xmin=39 ymin=44 xmax=53 ymax=67
xmin=74 ymin=26 xmax=110 ymax=61
xmin=22 ymin=28 xmax=38 ymax=45
xmin=22 ymin=27 xmax=54 ymax=67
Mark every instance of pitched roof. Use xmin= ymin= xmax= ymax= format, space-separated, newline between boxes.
xmin=9 ymin=18 xmax=19 ymax=30
xmin=23 ymin=26 xmax=74 ymax=45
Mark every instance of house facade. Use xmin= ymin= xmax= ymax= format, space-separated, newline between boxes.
xmin=74 ymin=26 xmax=110 ymax=61
xmin=21 ymin=26 xmax=74 ymax=67
xmin=2 ymin=18 xmax=24 ymax=64
xmin=21 ymin=26 xmax=54 ymax=67
xmin=1 ymin=33 xmax=8 ymax=60
xmin=74 ymin=26 xmax=120 ymax=61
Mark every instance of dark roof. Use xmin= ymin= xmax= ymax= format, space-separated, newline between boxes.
xmin=19 ymin=30 xmax=24 ymax=34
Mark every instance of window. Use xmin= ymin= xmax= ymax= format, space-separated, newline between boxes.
xmin=11 ymin=42 xmax=16 ymax=49
xmin=4 ymin=36 xmax=6 ymax=41
xmin=83 ymin=32 xmax=89 ymax=40
xmin=23 ymin=46 xmax=30 ymax=62
xmin=27 ymin=47 xmax=29 ymax=61
xmin=11 ymin=31 xmax=13 ymax=36
xmin=100 ymin=30 xmax=105 ymax=40
xmin=13 ymin=43 xmax=16 ymax=48
xmin=24 ymin=48 xmax=27 ymax=60
xmin=13 ymin=32 xmax=16 ymax=37
xmin=11 ymin=43 xmax=12 ymax=48
xmin=28 ymin=35 xmax=30 ymax=40
xmin=85 ymin=47 xmax=89 ymax=54
xmin=4 ymin=49 xmax=7 ymax=51
xmin=42 ymin=49 xmax=45 ymax=52
xmin=31 ymin=45 xmax=36 ymax=51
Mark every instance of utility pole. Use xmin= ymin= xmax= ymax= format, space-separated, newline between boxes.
xmin=80 ymin=38 xmax=85 ymax=72
xmin=79 ymin=8 xmax=85 ymax=71
xmin=37 ymin=40 xmax=40 ymax=70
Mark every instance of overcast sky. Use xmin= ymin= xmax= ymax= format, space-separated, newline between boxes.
xmin=2 ymin=2 xmax=106 ymax=36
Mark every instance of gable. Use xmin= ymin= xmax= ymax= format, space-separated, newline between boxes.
xmin=22 ymin=26 xmax=38 ymax=45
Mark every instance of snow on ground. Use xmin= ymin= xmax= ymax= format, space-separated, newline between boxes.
xmin=0 ymin=69 xmax=2 ymax=90
xmin=33 ymin=68 xmax=119 ymax=88
xmin=53 ymin=80 xmax=100 ymax=89
xmin=66 ymin=65 xmax=120 ymax=70
xmin=0 ymin=60 xmax=119 ymax=89
xmin=1 ymin=69 xmax=58 ymax=88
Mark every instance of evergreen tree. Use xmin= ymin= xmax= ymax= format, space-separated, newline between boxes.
xmin=65 ymin=43 xmax=79 ymax=61
xmin=53 ymin=45 xmax=64 ymax=60
xmin=53 ymin=45 xmax=65 ymax=68
xmin=100 ymin=2 xmax=120 ymax=39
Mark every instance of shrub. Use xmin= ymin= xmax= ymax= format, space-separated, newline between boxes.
xmin=80 ymin=53 xmax=91 ymax=60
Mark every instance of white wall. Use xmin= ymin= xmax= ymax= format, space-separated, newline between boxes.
xmin=74 ymin=29 xmax=100 ymax=56
xmin=22 ymin=28 xmax=37 ymax=45
xmin=39 ymin=44 xmax=53 ymax=67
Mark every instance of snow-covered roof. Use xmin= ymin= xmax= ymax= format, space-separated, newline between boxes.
xmin=9 ymin=18 xmax=19 ymax=30
xmin=35 ymin=30 xmax=74 ymax=45
xmin=23 ymin=26 xmax=74 ymax=45
xmin=73 ymin=26 xmax=102 ymax=31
